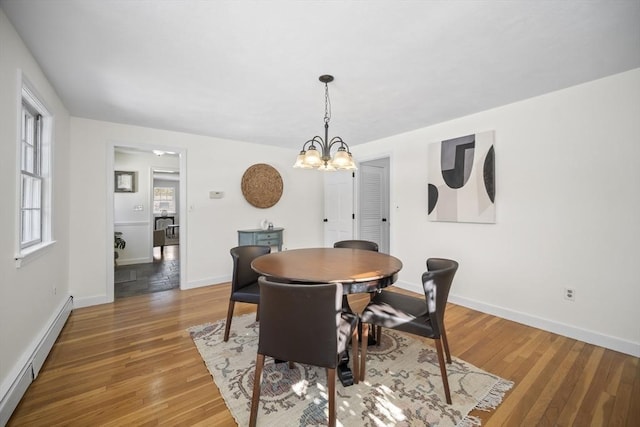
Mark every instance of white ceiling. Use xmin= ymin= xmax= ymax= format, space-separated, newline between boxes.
xmin=2 ymin=0 xmax=639 ymax=150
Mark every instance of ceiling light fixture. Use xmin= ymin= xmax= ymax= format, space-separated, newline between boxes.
xmin=293 ymin=75 xmax=356 ymax=171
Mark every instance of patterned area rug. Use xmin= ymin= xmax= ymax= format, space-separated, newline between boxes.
xmin=188 ymin=314 xmax=513 ymax=426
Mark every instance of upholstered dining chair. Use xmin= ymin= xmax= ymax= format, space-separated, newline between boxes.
xmin=249 ymin=277 xmax=359 ymax=427
xmin=333 ymin=239 xmax=379 ymax=339
xmin=223 ymin=245 xmax=271 ymax=342
xmin=333 ymin=239 xmax=379 ymax=252
xmin=359 ymin=258 xmax=459 ymax=404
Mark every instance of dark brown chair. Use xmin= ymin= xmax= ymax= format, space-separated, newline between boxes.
xmin=249 ymin=277 xmax=359 ymax=427
xmin=334 ymin=239 xmax=379 ymax=336
xmin=223 ymin=245 xmax=271 ymax=342
xmin=360 ymin=258 xmax=459 ymax=404
xmin=333 ymin=239 xmax=379 ymax=252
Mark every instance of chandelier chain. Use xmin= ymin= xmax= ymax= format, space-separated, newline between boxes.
xmin=324 ymin=82 xmax=331 ymax=125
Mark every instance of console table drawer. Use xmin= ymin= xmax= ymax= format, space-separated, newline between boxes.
xmin=257 ymin=233 xmax=279 ymax=241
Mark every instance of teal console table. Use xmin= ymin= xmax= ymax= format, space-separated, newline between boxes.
xmin=237 ymin=228 xmax=284 ymax=252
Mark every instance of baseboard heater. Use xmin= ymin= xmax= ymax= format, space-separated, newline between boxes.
xmin=0 ymin=296 xmax=73 ymax=426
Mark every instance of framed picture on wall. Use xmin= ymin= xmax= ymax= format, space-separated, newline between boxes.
xmin=427 ymin=131 xmax=495 ymax=223
xmin=115 ymin=171 xmax=137 ymax=193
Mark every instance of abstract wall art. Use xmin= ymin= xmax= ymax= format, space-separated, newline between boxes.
xmin=428 ymin=131 xmax=495 ymax=223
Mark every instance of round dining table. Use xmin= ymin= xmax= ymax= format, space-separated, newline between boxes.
xmin=251 ymin=247 xmax=403 ymax=292
xmin=251 ymin=247 xmax=403 ymax=386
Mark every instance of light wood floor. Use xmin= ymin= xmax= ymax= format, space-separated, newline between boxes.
xmin=8 ymin=284 xmax=639 ymax=426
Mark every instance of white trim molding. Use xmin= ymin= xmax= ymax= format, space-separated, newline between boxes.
xmin=0 ymin=296 xmax=73 ymax=425
xmin=395 ymin=280 xmax=640 ymax=358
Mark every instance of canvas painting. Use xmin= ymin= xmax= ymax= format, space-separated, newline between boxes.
xmin=428 ymin=131 xmax=495 ymax=223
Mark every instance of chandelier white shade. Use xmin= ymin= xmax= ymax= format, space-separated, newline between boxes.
xmin=293 ymin=75 xmax=356 ymax=171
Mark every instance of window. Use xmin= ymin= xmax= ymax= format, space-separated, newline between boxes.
xmin=153 ymin=187 xmax=176 ymax=214
xmin=20 ymin=101 xmax=43 ymax=248
xmin=17 ymin=77 xmax=53 ymax=262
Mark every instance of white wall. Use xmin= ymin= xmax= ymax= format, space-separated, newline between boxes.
xmin=0 ymin=9 xmax=71 ymax=402
xmin=355 ymin=69 xmax=640 ymax=356
xmin=69 ymin=118 xmax=325 ymax=306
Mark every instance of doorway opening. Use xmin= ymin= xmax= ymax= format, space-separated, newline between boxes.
xmin=111 ymin=146 xmax=185 ymax=300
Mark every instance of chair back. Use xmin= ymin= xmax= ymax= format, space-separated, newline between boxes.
xmin=230 ymin=246 xmax=271 ymax=292
xmin=422 ymin=258 xmax=459 ymax=337
xmin=333 ymin=240 xmax=378 ymax=252
xmin=257 ymin=276 xmax=343 ymax=369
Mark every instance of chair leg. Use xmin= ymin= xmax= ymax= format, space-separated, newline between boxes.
xmin=376 ymin=326 xmax=382 ymax=347
xmin=360 ymin=323 xmax=369 ymax=381
xmin=326 ymin=368 xmax=336 ymax=427
xmin=434 ymin=338 xmax=452 ymax=404
xmin=255 ymin=304 xmax=260 ymax=322
xmin=249 ymin=353 xmax=265 ymax=427
xmin=441 ymin=327 xmax=452 ymax=364
xmin=351 ymin=325 xmax=359 ymax=384
xmin=223 ymin=300 xmax=235 ymax=342
xmin=288 ymin=361 xmax=295 ymax=369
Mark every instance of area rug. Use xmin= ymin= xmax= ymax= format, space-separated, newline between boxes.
xmin=188 ymin=314 xmax=513 ymax=426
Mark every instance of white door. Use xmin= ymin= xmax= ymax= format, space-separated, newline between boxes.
xmin=359 ymin=158 xmax=390 ymax=253
xmin=323 ymin=171 xmax=355 ymax=247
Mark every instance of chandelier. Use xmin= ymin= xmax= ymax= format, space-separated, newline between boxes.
xmin=293 ymin=75 xmax=356 ymax=171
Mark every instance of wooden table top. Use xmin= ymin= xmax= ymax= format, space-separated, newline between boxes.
xmin=251 ymin=247 xmax=403 ymax=293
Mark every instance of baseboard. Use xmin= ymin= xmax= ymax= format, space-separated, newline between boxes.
xmin=184 ymin=275 xmax=230 ymax=290
xmin=0 ymin=367 xmax=31 ymax=427
xmin=117 ymin=256 xmax=151 ymax=266
xmin=394 ymin=280 xmax=640 ymax=358
xmin=0 ymin=296 xmax=73 ymax=426
xmin=72 ymin=294 xmax=112 ymax=309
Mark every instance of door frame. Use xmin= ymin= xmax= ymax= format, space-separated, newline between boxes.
xmin=106 ymin=141 xmax=187 ymax=303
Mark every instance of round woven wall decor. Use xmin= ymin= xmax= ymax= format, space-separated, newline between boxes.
xmin=241 ymin=163 xmax=283 ymax=208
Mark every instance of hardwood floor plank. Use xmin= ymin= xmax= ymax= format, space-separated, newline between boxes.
xmin=536 ymin=340 xmax=587 ymax=425
xmin=485 ymin=332 xmax=567 ymax=425
xmin=7 ymin=284 xmax=640 ymax=426
xmin=520 ymin=338 xmax=580 ymax=425
xmin=614 ymin=356 xmax=640 ymax=426
xmin=557 ymin=345 xmax=604 ymax=426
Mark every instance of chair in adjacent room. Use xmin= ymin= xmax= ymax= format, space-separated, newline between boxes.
xmin=359 ymin=258 xmax=459 ymax=404
xmin=153 ymin=229 xmax=166 ymax=255
xmin=223 ymin=245 xmax=271 ymax=342
xmin=249 ymin=277 xmax=359 ymax=427
xmin=333 ymin=239 xmax=379 ymax=252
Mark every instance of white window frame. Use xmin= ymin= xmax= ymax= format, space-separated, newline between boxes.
xmin=15 ymin=74 xmax=54 ymax=267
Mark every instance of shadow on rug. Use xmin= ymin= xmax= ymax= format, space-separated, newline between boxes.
xmin=188 ymin=314 xmax=513 ymax=426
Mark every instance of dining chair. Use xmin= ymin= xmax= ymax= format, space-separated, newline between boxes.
xmin=359 ymin=258 xmax=459 ymax=404
xmin=223 ymin=245 xmax=271 ymax=342
xmin=333 ymin=239 xmax=379 ymax=252
xmin=334 ymin=239 xmax=379 ymax=339
xmin=249 ymin=276 xmax=359 ymax=427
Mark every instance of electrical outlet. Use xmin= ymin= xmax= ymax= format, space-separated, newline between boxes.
xmin=564 ymin=288 xmax=575 ymax=302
